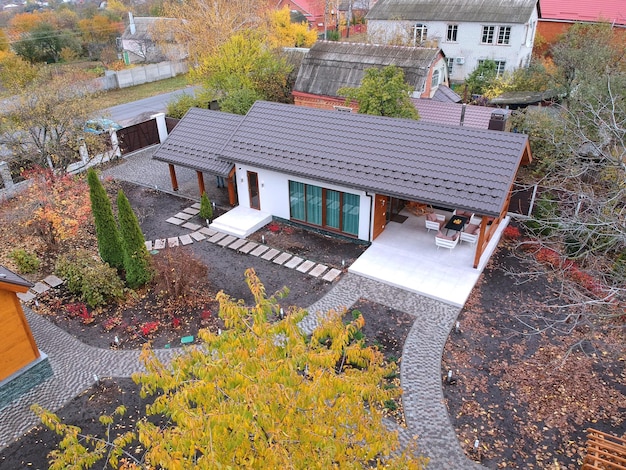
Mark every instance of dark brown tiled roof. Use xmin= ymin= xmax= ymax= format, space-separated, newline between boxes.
xmin=367 ymin=0 xmax=537 ymax=23
xmin=220 ymin=101 xmax=529 ymax=217
xmin=0 ymin=266 xmax=33 ymax=289
xmin=152 ymin=108 xmax=242 ymax=176
xmin=294 ymin=41 xmax=439 ymax=98
xmin=412 ymin=99 xmax=504 ymax=129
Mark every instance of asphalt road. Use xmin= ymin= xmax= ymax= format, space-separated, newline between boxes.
xmin=99 ymin=86 xmax=200 ymax=127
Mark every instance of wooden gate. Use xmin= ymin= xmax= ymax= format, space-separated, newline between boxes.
xmin=117 ymin=119 xmax=159 ymax=155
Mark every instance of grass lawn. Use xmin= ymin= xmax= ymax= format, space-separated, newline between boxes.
xmin=93 ymin=74 xmax=198 ymax=109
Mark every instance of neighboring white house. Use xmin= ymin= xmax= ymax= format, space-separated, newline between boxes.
xmin=121 ymin=13 xmax=187 ymax=64
xmin=365 ymin=0 xmax=539 ymax=82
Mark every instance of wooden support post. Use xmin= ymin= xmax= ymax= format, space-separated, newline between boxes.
xmin=197 ymin=171 xmax=205 ymax=196
xmin=227 ymin=167 xmax=237 ymax=206
xmin=168 ymin=164 xmax=178 ymax=191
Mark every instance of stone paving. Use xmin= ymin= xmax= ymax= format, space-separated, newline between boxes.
xmin=1 ymin=154 xmax=486 ymax=468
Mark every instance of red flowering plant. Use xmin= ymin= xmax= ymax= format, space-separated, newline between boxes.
xmin=503 ymin=225 xmax=521 ymax=240
xmin=66 ymin=302 xmax=93 ymax=325
xmin=172 ymin=317 xmax=182 ymax=329
xmin=267 ymin=222 xmax=281 ymax=233
xmin=200 ymin=309 xmax=212 ymax=326
xmin=139 ymin=321 xmax=160 ymax=337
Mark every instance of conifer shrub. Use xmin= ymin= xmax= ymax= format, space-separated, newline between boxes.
xmin=87 ymin=169 xmax=124 ymax=270
xmin=117 ymin=189 xmax=152 ymax=289
xmin=199 ymin=192 xmax=213 ymax=221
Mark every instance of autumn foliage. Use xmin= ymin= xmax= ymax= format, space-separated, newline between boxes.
xmin=33 ymin=269 xmax=428 ymax=469
xmin=17 ymin=167 xmax=91 ymax=251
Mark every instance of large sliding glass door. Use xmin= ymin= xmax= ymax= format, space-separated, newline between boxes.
xmin=289 ymin=181 xmax=359 ymax=237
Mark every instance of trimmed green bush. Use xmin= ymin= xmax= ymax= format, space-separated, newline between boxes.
xmin=199 ymin=192 xmax=213 ymax=221
xmin=9 ymin=249 xmax=40 ymax=274
xmin=87 ymin=169 xmax=124 ymax=270
xmin=117 ymin=189 xmax=152 ymax=289
xmin=55 ymin=250 xmax=124 ymax=308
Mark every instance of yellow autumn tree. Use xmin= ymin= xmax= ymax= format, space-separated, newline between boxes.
xmin=156 ymin=0 xmax=270 ymax=63
xmin=33 ymin=269 xmax=429 ymax=469
xmin=268 ymin=6 xmax=317 ymax=48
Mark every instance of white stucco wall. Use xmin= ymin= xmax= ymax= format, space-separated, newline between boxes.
xmin=368 ymin=7 xmax=538 ymax=82
xmin=234 ymin=164 xmax=373 ymax=241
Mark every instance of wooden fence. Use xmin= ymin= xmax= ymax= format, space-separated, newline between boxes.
xmin=582 ymin=428 xmax=626 ymax=469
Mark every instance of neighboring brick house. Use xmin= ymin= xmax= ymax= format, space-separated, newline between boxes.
xmin=292 ymin=41 xmax=450 ymax=111
xmin=536 ymin=0 xmax=626 ymax=51
xmin=365 ymin=0 xmax=539 ymax=83
xmin=276 ymin=0 xmax=326 ymax=33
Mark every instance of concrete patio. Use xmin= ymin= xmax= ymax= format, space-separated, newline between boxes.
xmin=349 ymin=209 xmax=509 ymax=307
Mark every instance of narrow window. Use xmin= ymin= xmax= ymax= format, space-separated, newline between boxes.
xmin=481 ymin=26 xmax=494 ymax=44
xmin=412 ymin=23 xmax=427 ymax=45
xmin=446 ymin=24 xmax=458 ymax=42
xmin=431 ymin=69 xmax=440 ymax=88
xmin=446 ymin=57 xmax=454 ymax=75
xmin=247 ymin=171 xmax=260 ymax=210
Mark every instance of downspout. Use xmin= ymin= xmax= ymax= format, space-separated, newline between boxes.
xmin=365 ymin=192 xmax=373 ymax=241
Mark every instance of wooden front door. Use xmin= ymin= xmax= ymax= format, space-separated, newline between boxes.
xmin=372 ymin=194 xmax=389 ymax=240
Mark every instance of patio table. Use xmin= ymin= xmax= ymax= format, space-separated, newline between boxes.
xmin=444 ymin=215 xmax=468 ymax=235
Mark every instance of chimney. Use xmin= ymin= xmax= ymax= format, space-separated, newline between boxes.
xmin=460 ymin=103 xmax=466 ymax=126
xmin=488 ymin=109 xmax=509 ymax=131
xmin=129 ymin=12 xmax=136 ymax=35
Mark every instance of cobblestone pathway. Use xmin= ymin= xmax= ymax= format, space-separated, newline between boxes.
xmin=1 ymin=151 xmax=485 ymax=468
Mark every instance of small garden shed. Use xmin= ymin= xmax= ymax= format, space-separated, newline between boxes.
xmin=0 ymin=266 xmax=51 ymax=409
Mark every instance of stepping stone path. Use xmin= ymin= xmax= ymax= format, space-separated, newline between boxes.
xmin=16 ymin=274 xmax=64 ymax=304
xmin=137 ymin=204 xmax=349 ymax=289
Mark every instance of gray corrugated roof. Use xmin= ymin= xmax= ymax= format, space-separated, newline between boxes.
xmin=294 ymin=41 xmax=439 ymax=97
xmin=432 ymin=85 xmax=462 ymax=103
xmin=0 ymin=266 xmax=33 ymax=289
xmin=219 ymin=101 xmax=528 ymax=217
xmin=366 ymin=0 xmax=537 ymax=23
xmin=152 ymin=108 xmax=242 ymax=176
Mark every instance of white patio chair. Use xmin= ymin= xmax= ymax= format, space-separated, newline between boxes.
xmin=460 ymin=223 xmax=480 ymax=245
xmin=425 ymin=212 xmax=445 ymax=232
xmin=435 ymin=231 xmax=459 ymax=250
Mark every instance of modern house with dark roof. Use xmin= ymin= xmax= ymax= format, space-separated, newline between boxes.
xmin=153 ymin=101 xmax=531 ymax=268
xmin=366 ymin=0 xmax=539 ymax=82
xmin=292 ymin=41 xmax=449 ymax=111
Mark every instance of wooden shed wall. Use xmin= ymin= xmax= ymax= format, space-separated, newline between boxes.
xmin=0 ymin=290 xmax=39 ymax=381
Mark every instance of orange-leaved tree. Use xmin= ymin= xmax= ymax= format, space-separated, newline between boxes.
xmin=33 ymin=269 xmax=429 ymax=469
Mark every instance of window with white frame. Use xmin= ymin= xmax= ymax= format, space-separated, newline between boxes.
xmin=431 ymin=69 xmax=440 ymax=88
xmin=412 ymin=23 xmax=428 ymax=45
xmin=446 ymin=24 xmax=458 ymax=42
xmin=483 ymin=25 xmax=511 ymax=45
xmin=446 ymin=57 xmax=454 ymax=75
xmin=497 ymin=26 xmax=511 ymax=45
xmin=481 ymin=26 xmax=495 ymax=44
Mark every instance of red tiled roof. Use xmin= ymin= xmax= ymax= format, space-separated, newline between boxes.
xmin=539 ymin=0 xmax=626 ymax=25
xmin=281 ymin=0 xmax=325 ymax=18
